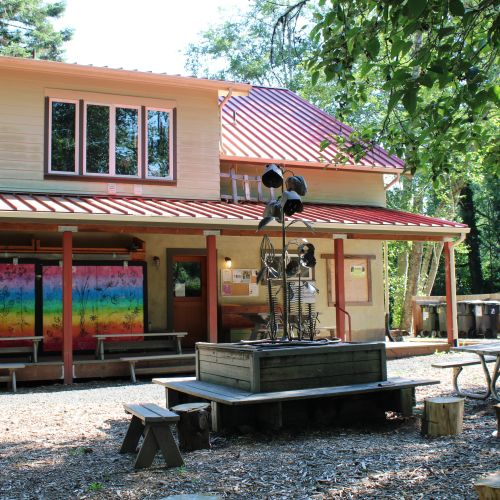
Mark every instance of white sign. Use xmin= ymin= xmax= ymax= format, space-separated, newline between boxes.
xmin=174 ymin=283 xmax=186 ymax=297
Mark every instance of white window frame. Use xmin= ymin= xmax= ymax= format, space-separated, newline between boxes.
xmin=48 ymin=97 xmax=79 ymax=175
xmin=83 ymin=102 xmax=141 ymax=178
xmin=145 ymin=107 xmax=174 ymax=180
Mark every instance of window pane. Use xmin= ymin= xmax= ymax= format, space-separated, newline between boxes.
xmin=173 ymin=262 xmax=201 ymax=297
xmin=50 ymin=101 xmax=76 ymax=172
xmin=147 ymin=110 xmax=170 ymax=178
xmin=86 ymin=105 xmax=109 ymax=174
xmin=115 ymin=107 xmax=138 ymax=176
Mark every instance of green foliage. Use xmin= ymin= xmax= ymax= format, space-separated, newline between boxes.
xmin=87 ymin=482 xmax=103 ymax=492
xmin=306 ymin=0 xmax=499 ymax=178
xmin=0 ymin=0 xmax=72 ymax=60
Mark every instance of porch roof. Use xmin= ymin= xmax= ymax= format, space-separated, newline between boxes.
xmin=0 ymin=193 xmax=467 ymax=237
xmin=220 ymin=87 xmax=405 ymax=173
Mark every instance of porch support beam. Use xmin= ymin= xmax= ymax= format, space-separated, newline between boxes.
xmin=444 ymin=241 xmax=458 ymax=346
xmin=334 ymin=236 xmax=346 ymax=341
xmin=205 ymin=233 xmax=218 ymax=343
xmin=62 ymin=231 xmax=73 ymax=384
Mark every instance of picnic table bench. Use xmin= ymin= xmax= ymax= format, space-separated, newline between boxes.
xmin=0 ymin=336 xmax=43 ymax=362
xmin=120 ymin=403 xmax=183 ymax=469
xmin=432 ymin=355 xmax=496 ymax=400
xmin=153 ymin=376 xmax=439 ymax=431
xmin=0 ymin=363 xmax=26 ymax=392
xmin=120 ymin=354 xmax=196 ymax=383
xmin=94 ymin=332 xmax=187 ymax=360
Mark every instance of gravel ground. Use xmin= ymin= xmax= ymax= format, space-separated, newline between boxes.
xmin=0 ymin=352 xmax=499 ymax=500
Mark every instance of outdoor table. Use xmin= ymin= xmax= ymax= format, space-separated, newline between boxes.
xmin=452 ymin=342 xmax=500 ymax=401
xmin=93 ymin=332 xmax=186 ymax=360
xmin=0 ymin=336 xmax=43 ymax=363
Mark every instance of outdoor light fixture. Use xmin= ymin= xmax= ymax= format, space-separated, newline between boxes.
xmin=286 ymin=176 xmax=308 ymax=196
xmin=299 ymin=242 xmax=316 ymax=268
xmin=153 ymin=256 xmax=160 ymax=268
xmin=262 ymin=163 xmax=284 ymax=188
xmin=224 ymin=257 xmax=232 ymax=269
xmin=281 ymin=190 xmax=304 ymax=216
xmin=285 ymin=259 xmax=300 ymax=277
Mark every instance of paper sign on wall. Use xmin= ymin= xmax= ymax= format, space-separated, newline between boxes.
xmin=221 ymin=269 xmax=259 ymax=296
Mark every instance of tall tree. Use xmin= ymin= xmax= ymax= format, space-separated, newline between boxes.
xmin=0 ymin=0 xmax=72 ymax=60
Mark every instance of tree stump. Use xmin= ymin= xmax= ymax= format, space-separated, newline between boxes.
xmin=421 ymin=396 xmax=464 ymax=437
xmin=171 ymin=402 xmax=210 ymax=451
xmin=475 ymin=472 xmax=500 ymax=500
xmin=493 ymin=404 xmax=500 ymax=439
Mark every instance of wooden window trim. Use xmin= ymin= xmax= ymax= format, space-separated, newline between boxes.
xmin=322 ymin=254 xmax=374 ymax=307
xmin=44 ymin=89 xmax=177 ymax=184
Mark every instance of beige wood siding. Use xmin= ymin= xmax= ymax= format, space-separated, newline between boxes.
xmin=220 ymin=163 xmax=387 ymax=206
xmin=0 ymin=69 xmax=221 ymax=199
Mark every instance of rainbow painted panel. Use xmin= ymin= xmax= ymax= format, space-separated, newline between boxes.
xmin=0 ymin=264 xmax=36 ymax=345
xmin=43 ymin=265 xmax=144 ymax=351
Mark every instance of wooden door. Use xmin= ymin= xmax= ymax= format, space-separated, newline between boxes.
xmin=171 ymin=255 xmax=207 ymax=348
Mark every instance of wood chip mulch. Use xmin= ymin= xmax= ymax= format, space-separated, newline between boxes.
xmin=0 ymin=352 xmax=499 ymax=499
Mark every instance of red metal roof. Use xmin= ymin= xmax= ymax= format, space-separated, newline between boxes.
xmin=220 ymin=87 xmax=405 ymax=171
xmin=0 ymin=193 xmax=466 ymax=230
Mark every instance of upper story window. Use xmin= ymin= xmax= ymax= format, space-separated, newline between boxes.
xmin=46 ymin=90 xmax=175 ymax=182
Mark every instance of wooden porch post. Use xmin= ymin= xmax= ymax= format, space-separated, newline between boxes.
xmin=334 ymin=236 xmax=346 ymax=341
xmin=62 ymin=230 xmax=73 ymax=384
xmin=205 ymin=232 xmax=218 ymax=343
xmin=444 ymin=241 xmax=458 ymax=346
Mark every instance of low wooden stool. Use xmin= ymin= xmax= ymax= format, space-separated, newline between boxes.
xmin=475 ymin=471 xmax=500 ymax=499
xmin=493 ymin=404 xmax=500 ymax=439
xmin=421 ymin=396 xmax=464 ymax=437
xmin=171 ymin=402 xmax=211 ymax=451
xmin=120 ymin=403 xmax=183 ymax=469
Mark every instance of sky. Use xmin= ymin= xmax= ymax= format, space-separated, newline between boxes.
xmin=52 ymin=0 xmax=251 ymax=76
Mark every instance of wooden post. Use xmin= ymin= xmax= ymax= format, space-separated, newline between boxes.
xmin=62 ymin=231 xmax=73 ymax=384
xmin=206 ymin=233 xmax=218 ymax=343
xmin=171 ymin=402 xmax=211 ymax=451
xmin=422 ymin=396 xmax=464 ymax=436
xmin=444 ymin=241 xmax=458 ymax=346
xmin=334 ymin=237 xmax=346 ymax=341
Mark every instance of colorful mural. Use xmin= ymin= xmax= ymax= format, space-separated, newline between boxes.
xmin=0 ymin=264 xmax=36 ymax=344
xmin=43 ymin=264 xmax=144 ymax=351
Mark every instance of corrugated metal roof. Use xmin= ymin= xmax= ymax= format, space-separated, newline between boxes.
xmin=0 ymin=193 xmax=466 ymax=230
xmin=220 ymin=87 xmax=405 ymax=171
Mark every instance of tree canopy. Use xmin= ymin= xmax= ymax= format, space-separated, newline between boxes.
xmin=0 ymin=0 xmax=72 ymax=60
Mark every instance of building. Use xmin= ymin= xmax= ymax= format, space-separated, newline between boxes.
xmin=0 ymin=56 xmax=468 ymax=383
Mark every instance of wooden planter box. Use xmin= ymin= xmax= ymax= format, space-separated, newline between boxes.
xmin=196 ymin=342 xmax=387 ymax=393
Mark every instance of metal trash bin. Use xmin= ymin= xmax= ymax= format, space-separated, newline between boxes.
xmin=418 ymin=302 xmax=439 ymax=337
xmin=474 ymin=300 xmax=500 ymax=339
xmin=457 ymin=300 xmax=480 ymax=337
xmin=437 ymin=302 xmax=448 ymax=337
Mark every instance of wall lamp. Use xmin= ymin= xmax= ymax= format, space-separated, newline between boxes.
xmin=224 ymin=257 xmax=232 ymax=269
xmin=153 ymin=256 xmax=161 ymax=268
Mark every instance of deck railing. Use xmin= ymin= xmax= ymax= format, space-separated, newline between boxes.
xmin=220 ymin=168 xmax=275 ymax=203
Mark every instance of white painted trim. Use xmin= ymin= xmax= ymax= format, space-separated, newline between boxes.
xmin=48 ymin=98 xmax=79 ymax=175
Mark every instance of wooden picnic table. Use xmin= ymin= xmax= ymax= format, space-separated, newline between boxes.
xmin=452 ymin=342 xmax=500 ymax=401
xmin=93 ymin=332 xmax=187 ymax=360
xmin=0 ymin=336 xmax=43 ymax=362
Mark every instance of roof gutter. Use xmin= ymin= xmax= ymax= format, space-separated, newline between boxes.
xmin=384 ymin=173 xmax=401 ymax=190
xmin=219 ymin=88 xmax=235 ymax=156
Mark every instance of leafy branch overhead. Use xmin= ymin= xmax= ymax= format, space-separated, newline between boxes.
xmin=280 ymin=0 xmax=499 ymax=177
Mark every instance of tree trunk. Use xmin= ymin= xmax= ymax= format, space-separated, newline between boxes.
xmin=459 ymin=184 xmax=484 ymax=293
xmin=400 ymin=241 xmax=424 ymax=333
xmin=423 ymin=243 xmax=443 ymax=296
xmin=419 ymin=243 xmax=433 ymax=294
xmin=422 ymin=397 xmax=464 ymax=436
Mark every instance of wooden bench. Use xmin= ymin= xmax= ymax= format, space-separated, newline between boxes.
xmin=94 ymin=332 xmax=187 ymax=360
xmin=153 ymin=376 xmax=439 ymax=432
xmin=432 ymin=356 xmax=496 ymax=400
xmin=0 ymin=336 xmax=43 ymax=362
xmin=120 ymin=354 xmax=196 ymax=383
xmin=0 ymin=363 xmax=26 ymax=392
xmin=120 ymin=403 xmax=183 ymax=469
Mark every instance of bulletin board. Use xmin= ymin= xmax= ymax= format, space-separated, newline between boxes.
xmin=221 ymin=269 xmax=259 ymax=297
